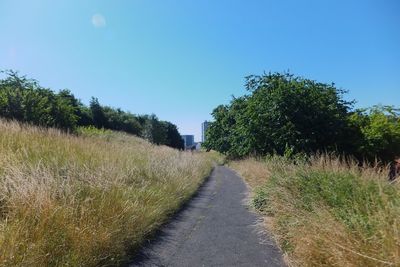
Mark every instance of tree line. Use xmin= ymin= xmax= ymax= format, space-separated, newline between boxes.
xmin=0 ymin=70 xmax=184 ymax=149
xmin=203 ymin=72 xmax=400 ymax=162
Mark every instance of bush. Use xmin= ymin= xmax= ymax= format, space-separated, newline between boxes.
xmin=349 ymin=106 xmax=400 ymax=162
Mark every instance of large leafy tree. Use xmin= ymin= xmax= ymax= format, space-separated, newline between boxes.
xmin=245 ymin=73 xmax=353 ymax=155
xmin=205 ymin=72 xmax=355 ymax=158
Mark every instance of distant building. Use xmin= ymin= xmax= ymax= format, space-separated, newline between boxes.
xmin=201 ymin=121 xmax=210 ymax=142
xmin=181 ymin=135 xmax=195 ymax=149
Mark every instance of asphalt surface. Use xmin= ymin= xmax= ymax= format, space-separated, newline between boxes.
xmin=129 ymin=166 xmax=285 ymax=267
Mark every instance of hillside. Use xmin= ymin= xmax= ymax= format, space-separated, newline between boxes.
xmin=0 ymin=120 xmax=222 ymax=266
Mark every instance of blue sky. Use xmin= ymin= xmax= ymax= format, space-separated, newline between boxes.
xmin=1 ymin=0 xmax=399 ymax=141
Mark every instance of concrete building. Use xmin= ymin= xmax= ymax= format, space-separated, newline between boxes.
xmin=181 ymin=135 xmax=195 ymax=149
xmin=201 ymin=121 xmax=210 ymax=142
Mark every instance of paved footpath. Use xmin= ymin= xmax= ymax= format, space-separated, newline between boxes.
xmin=129 ymin=166 xmax=285 ymax=267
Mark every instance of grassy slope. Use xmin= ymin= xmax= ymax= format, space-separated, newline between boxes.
xmin=0 ymin=120 xmax=222 ymax=266
xmin=231 ymin=156 xmax=400 ymax=267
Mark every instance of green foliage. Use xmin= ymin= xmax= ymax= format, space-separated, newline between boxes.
xmin=349 ymin=106 xmax=400 ymax=162
xmin=0 ymin=70 xmax=183 ymax=149
xmin=103 ymin=106 xmax=142 ymax=135
xmin=203 ymin=105 xmax=234 ymax=154
xmin=0 ymin=70 xmax=78 ymax=130
xmin=139 ymin=114 xmax=184 ymax=149
xmin=163 ymin=121 xmax=185 ymax=150
xmin=205 ymin=72 xmax=399 ymax=162
xmin=141 ymin=114 xmax=167 ymax=145
xmin=89 ymin=97 xmax=108 ymax=129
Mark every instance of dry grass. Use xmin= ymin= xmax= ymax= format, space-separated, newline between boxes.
xmin=231 ymin=156 xmax=400 ymax=267
xmin=0 ymin=120 xmax=222 ymax=266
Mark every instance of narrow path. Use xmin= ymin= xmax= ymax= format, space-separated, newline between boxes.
xmin=129 ymin=166 xmax=285 ymax=267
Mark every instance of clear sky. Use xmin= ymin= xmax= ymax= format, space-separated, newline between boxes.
xmin=1 ymin=0 xmax=399 ymax=141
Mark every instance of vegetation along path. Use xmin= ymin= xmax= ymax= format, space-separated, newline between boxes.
xmin=129 ymin=166 xmax=285 ymax=267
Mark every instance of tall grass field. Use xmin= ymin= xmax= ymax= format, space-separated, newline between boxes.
xmin=0 ymin=120 xmax=222 ymax=266
xmin=231 ymin=156 xmax=400 ymax=267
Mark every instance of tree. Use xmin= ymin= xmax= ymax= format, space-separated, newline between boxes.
xmin=203 ymin=105 xmax=236 ymax=155
xmin=58 ymin=89 xmax=92 ymax=128
xmin=141 ymin=114 xmax=167 ymax=145
xmin=102 ymin=107 xmax=142 ymax=135
xmin=349 ymin=106 xmax=400 ymax=162
xmin=0 ymin=70 xmax=36 ymax=121
xmin=205 ymin=72 xmax=355 ymax=158
xmin=76 ymin=105 xmax=93 ymax=126
xmin=90 ymin=97 xmax=108 ymax=129
xmin=164 ymin=121 xmax=184 ymax=150
xmin=52 ymin=91 xmax=78 ymax=130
